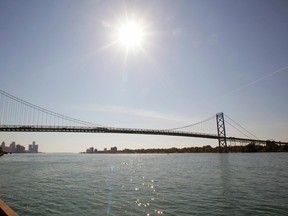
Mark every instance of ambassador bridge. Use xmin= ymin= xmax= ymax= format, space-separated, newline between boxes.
xmin=0 ymin=89 xmax=287 ymax=153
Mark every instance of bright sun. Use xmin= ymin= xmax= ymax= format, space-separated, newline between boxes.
xmin=117 ymin=18 xmax=144 ymax=49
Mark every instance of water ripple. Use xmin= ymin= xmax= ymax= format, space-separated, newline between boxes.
xmin=1 ymin=153 xmax=288 ymax=215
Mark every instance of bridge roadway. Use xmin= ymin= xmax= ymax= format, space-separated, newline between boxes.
xmin=1 ymin=125 xmax=287 ymax=145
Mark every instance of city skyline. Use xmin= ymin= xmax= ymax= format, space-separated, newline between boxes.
xmin=0 ymin=0 xmax=288 ymax=152
xmin=1 ymin=141 xmax=39 ymax=153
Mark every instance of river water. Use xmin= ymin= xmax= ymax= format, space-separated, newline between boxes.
xmin=0 ymin=153 xmax=287 ymax=215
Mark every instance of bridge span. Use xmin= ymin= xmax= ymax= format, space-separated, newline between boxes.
xmin=1 ymin=125 xmax=286 ymax=146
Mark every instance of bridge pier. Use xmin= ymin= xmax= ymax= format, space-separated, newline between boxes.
xmin=216 ymin=112 xmax=228 ymax=153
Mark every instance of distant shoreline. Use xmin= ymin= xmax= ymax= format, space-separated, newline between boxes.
xmin=82 ymin=143 xmax=288 ymax=154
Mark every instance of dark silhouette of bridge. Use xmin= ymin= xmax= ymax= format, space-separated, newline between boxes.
xmin=0 ymin=90 xmax=287 ymax=152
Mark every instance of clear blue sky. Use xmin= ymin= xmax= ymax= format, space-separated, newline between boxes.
xmin=1 ymin=0 xmax=287 ymax=152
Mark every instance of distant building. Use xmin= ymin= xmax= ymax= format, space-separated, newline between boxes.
xmin=110 ymin=146 xmax=117 ymax=153
xmin=86 ymin=147 xmax=94 ymax=153
xmin=15 ymin=144 xmax=25 ymax=153
xmin=1 ymin=142 xmax=5 ymax=151
xmin=104 ymin=148 xmax=107 ymax=152
xmin=28 ymin=141 xmax=38 ymax=153
xmin=10 ymin=142 xmax=16 ymax=153
xmin=1 ymin=141 xmax=12 ymax=152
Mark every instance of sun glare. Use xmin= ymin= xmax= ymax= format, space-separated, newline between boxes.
xmin=99 ymin=14 xmax=149 ymax=54
xmin=117 ymin=19 xmax=144 ymax=49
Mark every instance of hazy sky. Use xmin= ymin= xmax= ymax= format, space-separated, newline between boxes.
xmin=1 ymin=0 xmax=288 ymax=152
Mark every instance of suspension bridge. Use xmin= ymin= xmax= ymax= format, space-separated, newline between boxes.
xmin=0 ymin=89 xmax=287 ymax=153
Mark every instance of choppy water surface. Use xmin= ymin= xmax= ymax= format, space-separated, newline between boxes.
xmin=1 ymin=153 xmax=288 ymax=215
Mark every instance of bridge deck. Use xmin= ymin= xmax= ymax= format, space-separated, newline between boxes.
xmin=1 ymin=125 xmax=286 ymax=145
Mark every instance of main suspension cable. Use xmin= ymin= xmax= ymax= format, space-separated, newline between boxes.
xmin=165 ymin=115 xmax=215 ymax=131
xmin=0 ymin=89 xmax=105 ymax=127
xmin=224 ymin=114 xmax=258 ymax=139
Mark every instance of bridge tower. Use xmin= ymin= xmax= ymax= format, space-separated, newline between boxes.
xmin=216 ymin=112 xmax=228 ymax=153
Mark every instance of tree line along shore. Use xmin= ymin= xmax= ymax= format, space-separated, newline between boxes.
xmin=84 ymin=142 xmax=288 ymax=154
